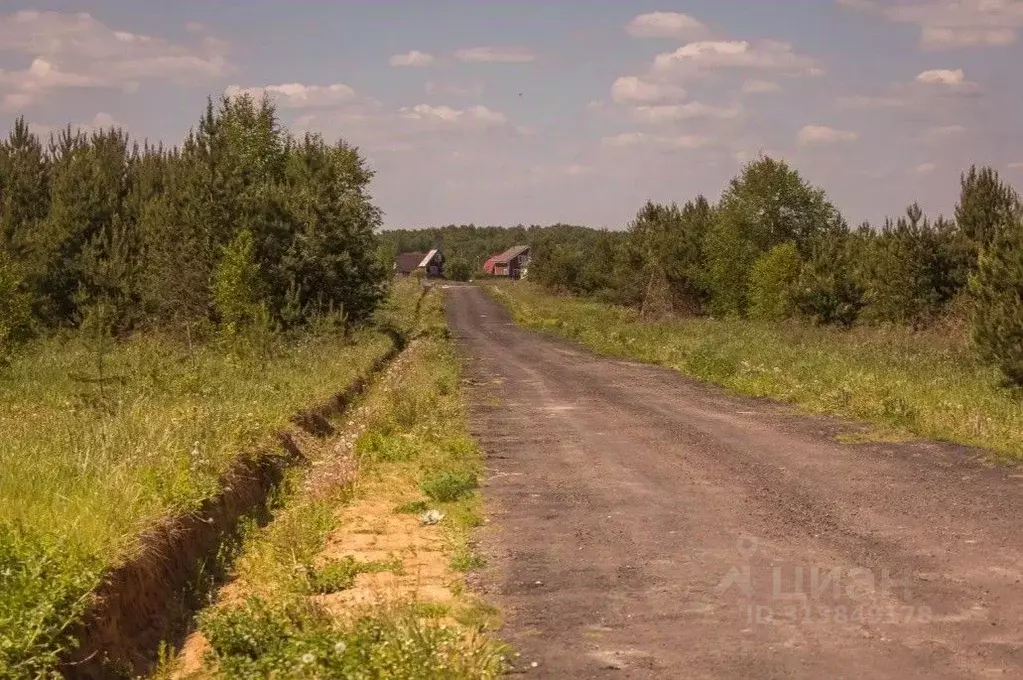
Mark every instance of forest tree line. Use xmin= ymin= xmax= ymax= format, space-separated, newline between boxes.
xmin=524 ymin=157 xmax=1023 ymax=387
xmin=0 ymin=94 xmax=387 ymax=362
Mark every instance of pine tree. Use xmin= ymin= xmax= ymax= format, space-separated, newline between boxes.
xmin=0 ymin=117 xmax=50 ymax=254
xmin=956 ymin=166 xmax=1021 ymax=277
xmin=970 ymin=215 xmax=1023 ymax=387
xmin=278 ymin=134 xmax=385 ymax=326
xmin=626 ymin=199 xmax=711 ymax=317
xmin=793 ymin=226 xmax=863 ymax=326
xmin=858 ymin=205 xmax=940 ymax=326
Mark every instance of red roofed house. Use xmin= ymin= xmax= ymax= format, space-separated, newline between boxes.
xmin=487 ymin=245 xmax=531 ymax=279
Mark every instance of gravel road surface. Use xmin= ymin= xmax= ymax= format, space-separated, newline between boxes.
xmin=445 ymin=284 xmax=1023 ymax=679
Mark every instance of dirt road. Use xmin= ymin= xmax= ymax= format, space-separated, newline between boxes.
xmin=444 ymin=284 xmax=1023 ymax=679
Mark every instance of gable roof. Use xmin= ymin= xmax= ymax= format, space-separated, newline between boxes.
xmin=418 ymin=248 xmax=440 ymax=268
xmin=493 ymin=245 xmax=530 ymax=265
xmin=395 ymin=251 xmax=427 ymax=274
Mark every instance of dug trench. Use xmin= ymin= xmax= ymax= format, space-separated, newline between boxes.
xmin=60 ymin=327 xmax=409 ymax=680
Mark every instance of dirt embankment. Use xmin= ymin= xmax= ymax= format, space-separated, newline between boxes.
xmin=61 ymin=340 xmax=404 ymax=680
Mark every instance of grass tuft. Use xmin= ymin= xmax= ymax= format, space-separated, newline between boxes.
xmin=420 ymin=471 xmax=478 ymax=503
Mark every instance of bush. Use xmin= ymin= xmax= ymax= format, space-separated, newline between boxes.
xmin=213 ymin=229 xmax=262 ymax=330
xmin=793 ymin=230 xmax=863 ymax=326
xmin=446 ymin=258 xmax=472 ymax=282
xmin=748 ymin=243 xmax=801 ymax=321
xmin=970 ymin=217 xmax=1023 ymax=387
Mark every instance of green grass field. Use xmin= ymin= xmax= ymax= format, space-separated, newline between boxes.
xmin=491 ymin=283 xmax=1023 ymax=460
xmin=0 ymin=285 xmax=420 ymax=678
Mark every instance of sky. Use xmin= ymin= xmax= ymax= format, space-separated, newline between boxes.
xmin=1 ymin=1 xmax=1021 ymax=230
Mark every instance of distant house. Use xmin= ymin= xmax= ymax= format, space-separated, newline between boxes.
xmin=395 ymin=251 xmax=427 ymax=276
xmin=394 ymin=249 xmax=444 ymax=278
xmin=488 ymin=245 xmax=531 ymax=279
xmin=419 ymin=248 xmax=444 ymax=277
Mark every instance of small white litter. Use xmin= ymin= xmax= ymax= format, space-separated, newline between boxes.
xmin=419 ymin=509 xmax=445 ymax=525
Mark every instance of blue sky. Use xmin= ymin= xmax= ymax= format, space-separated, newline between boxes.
xmin=1 ymin=1 xmax=1021 ymax=229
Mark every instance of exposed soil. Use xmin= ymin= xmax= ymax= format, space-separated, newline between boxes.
xmin=446 ymin=284 xmax=1023 ymax=679
xmin=315 ymin=497 xmax=456 ymax=614
xmin=61 ymin=341 xmax=402 ymax=680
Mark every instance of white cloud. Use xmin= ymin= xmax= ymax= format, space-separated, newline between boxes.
xmin=742 ymin=79 xmax=781 ymax=94
xmin=839 ymin=0 xmax=1023 ymax=50
xmin=631 ymin=102 xmax=740 ymax=124
xmin=602 ymin=131 xmax=712 ymax=150
xmin=398 ymin=103 xmax=508 ymax=128
xmin=1007 ymin=162 xmax=1023 ymax=170
xmin=914 ymin=68 xmax=981 ymax=95
xmin=652 ymin=40 xmax=822 ymax=78
xmin=915 ymin=68 xmax=965 ymax=86
xmin=0 ymin=10 xmax=229 ymax=110
xmin=611 ymin=76 xmax=686 ymax=104
xmin=915 ymin=162 xmax=937 ymax=174
xmin=225 ymin=83 xmax=360 ymax=109
xmin=626 ymin=12 xmax=709 ymax=39
xmin=838 ymin=70 xmax=980 ymax=113
xmin=390 ymin=50 xmax=436 ymax=67
xmin=798 ymin=124 xmax=858 ymax=146
xmin=454 ymin=46 xmax=535 ymax=63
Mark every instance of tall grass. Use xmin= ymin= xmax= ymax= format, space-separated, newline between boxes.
xmin=492 ymin=283 xmax=1023 ymax=459
xmin=0 ymin=284 xmax=424 ymax=678
xmin=0 ymin=330 xmax=391 ymax=561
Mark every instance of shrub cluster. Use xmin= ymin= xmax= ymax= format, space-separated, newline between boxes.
xmin=522 ymin=157 xmax=1023 ymax=388
xmin=0 ymin=94 xmax=387 ymax=353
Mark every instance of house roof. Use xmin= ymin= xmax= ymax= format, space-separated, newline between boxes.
xmin=493 ymin=245 xmax=530 ymax=265
xmin=395 ymin=251 xmax=427 ymax=274
xmin=418 ymin=248 xmax=440 ymax=268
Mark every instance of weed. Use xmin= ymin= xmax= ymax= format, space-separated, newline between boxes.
xmin=453 ymin=599 xmax=503 ymax=632
xmin=201 ymin=596 xmax=508 ymax=679
xmin=420 ymin=471 xmax=477 ymax=503
xmin=449 ymin=548 xmax=486 ymax=573
xmin=307 ymin=556 xmax=402 ymax=595
xmin=393 ymin=500 xmax=429 ymax=515
xmin=407 ymin=601 xmax=451 ymax=619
